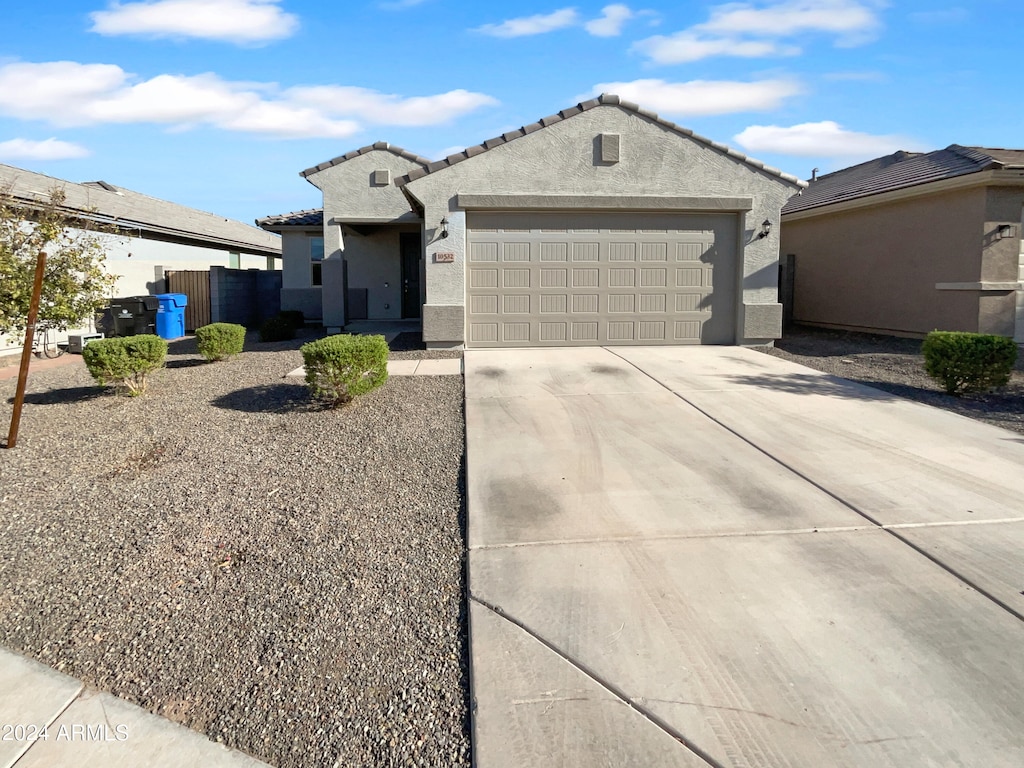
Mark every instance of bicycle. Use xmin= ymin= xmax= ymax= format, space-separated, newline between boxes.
xmin=31 ymin=322 xmax=66 ymax=359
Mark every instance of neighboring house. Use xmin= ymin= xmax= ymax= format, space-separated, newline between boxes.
xmin=780 ymin=146 xmax=1024 ymax=341
xmin=1 ymin=163 xmax=282 ymax=356
xmin=259 ymin=94 xmax=805 ymax=348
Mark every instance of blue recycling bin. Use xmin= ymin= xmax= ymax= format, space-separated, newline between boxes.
xmin=154 ymin=293 xmax=188 ymax=339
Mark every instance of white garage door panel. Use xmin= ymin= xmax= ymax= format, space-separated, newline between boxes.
xmin=466 ymin=211 xmax=737 ymax=347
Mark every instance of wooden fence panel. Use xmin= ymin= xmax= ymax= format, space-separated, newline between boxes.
xmin=166 ymin=270 xmax=211 ymax=331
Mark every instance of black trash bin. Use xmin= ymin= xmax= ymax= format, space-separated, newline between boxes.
xmin=108 ymin=296 xmax=160 ymax=336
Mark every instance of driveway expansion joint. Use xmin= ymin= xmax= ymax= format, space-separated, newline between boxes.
xmin=469 ymin=593 xmax=726 ymax=768
xmin=470 ymin=524 xmax=879 ymax=551
xmin=604 ymin=347 xmax=1024 ymax=626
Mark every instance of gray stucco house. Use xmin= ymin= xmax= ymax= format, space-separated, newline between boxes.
xmin=780 ymin=146 xmax=1024 ymax=341
xmin=259 ymin=94 xmax=805 ymax=348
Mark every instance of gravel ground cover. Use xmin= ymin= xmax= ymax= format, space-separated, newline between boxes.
xmin=0 ymin=329 xmax=470 ymax=767
xmin=763 ymin=325 xmax=1024 ymax=435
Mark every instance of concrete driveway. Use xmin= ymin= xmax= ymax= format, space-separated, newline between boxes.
xmin=464 ymin=346 xmax=1024 ymax=768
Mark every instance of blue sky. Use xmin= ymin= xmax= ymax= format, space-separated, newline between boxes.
xmin=0 ymin=1 xmax=1019 ymax=224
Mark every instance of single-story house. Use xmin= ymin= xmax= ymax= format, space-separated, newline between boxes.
xmin=779 ymin=145 xmax=1024 ymax=341
xmin=1 ymin=163 xmax=282 ymax=355
xmin=259 ymin=94 xmax=805 ymax=348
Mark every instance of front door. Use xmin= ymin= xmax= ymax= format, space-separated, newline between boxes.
xmin=400 ymin=233 xmax=422 ymax=319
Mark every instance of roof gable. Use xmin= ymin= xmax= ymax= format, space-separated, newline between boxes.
xmin=396 ymin=94 xmax=805 ymax=189
xmin=300 ymin=141 xmax=430 ymax=179
xmin=783 ymin=144 xmax=1024 ymax=215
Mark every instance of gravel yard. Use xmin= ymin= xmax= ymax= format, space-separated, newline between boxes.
xmin=0 ymin=330 xmax=470 ymax=767
xmin=763 ymin=325 xmax=1024 ymax=435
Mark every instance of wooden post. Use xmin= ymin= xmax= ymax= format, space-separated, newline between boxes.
xmin=6 ymin=251 xmax=47 ymax=449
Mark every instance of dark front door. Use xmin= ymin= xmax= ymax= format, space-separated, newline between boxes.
xmin=400 ymin=233 xmax=422 ymax=319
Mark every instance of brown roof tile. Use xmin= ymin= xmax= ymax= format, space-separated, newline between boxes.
xmin=781 ymin=144 xmax=1022 ymax=215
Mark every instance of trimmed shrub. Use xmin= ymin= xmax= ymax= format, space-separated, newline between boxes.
xmin=259 ymin=315 xmax=295 ymax=342
xmin=277 ymin=310 xmax=305 ymax=330
xmin=922 ymin=331 xmax=1018 ymax=396
xmin=82 ymin=334 xmax=167 ymax=396
xmin=195 ymin=322 xmax=245 ymax=361
xmin=301 ymin=333 xmax=389 ymax=408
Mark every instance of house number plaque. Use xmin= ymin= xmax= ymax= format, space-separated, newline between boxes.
xmin=434 ymin=252 xmax=455 ymax=263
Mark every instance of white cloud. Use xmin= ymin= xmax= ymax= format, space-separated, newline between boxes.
xmin=288 ymin=86 xmax=499 ymax=126
xmin=90 ymin=0 xmax=299 ymax=44
xmin=475 ymin=8 xmax=580 ymax=37
xmin=698 ymin=0 xmax=882 ymax=45
xmin=0 ymin=137 xmax=91 ymax=161
xmin=587 ymin=78 xmax=803 ymax=116
xmin=635 ymin=0 xmax=883 ymax=64
xmin=633 ymin=32 xmax=798 ymax=63
xmin=585 ymin=4 xmax=633 ymax=37
xmin=0 ymin=61 xmax=497 ymax=139
xmin=733 ymin=121 xmax=921 ymax=157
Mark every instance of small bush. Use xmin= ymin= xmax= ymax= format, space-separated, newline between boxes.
xmin=922 ymin=331 xmax=1018 ymax=396
xmin=260 ymin=315 xmax=295 ymax=342
xmin=195 ymin=322 xmax=245 ymax=361
xmin=278 ymin=310 xmax=305 ymax=330
xmin=301 ymin=333 xmax=388 ymax=408
xmin=82 ymin=334 xmax=167 ymax=396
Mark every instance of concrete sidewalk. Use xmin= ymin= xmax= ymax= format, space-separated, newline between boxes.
xmin=0 ymin=647 xmax=270 ymax=768
xmin=286 ymin=357 xmax=463 ymax=379
xmin=464 ymin=346 xmax=1024 ymax=768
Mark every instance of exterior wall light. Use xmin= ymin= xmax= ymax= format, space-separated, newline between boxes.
xmin=758 ymin=219 xmax=772 ymax=239
xmin=439 ymin=217 xmax=449 ymax=238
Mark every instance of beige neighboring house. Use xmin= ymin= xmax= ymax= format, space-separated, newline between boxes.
xmin=780 ymin=146 xmax=1024 ymax=341
xmin=1 ymin=163 xmax=281 ymax=356
xmin=259 ymin=94 xmax=805 ymax=348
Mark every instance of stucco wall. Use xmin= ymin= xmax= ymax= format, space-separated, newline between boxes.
xmin=305 ymin=150 xmax=425 ymax=324
xmin=780 ymin=187 xmax=988 ymax=335
xmin=402 ymin=104 xmax=799 ymax=344
xmin=306 ymin=150 xmax=425 ymax=224
xmin=341 ymin=228 xmax=413 ymax=320
xmin=280 ymin=230 xmax=319 ymax=290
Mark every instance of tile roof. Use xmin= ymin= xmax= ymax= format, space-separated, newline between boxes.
xmin=300 ymin=141 xmax=431 ymax=178
xmin=394 ymin=93 xmax=806 ymax=189
xmin=782 ymin=145 xmax=1023 ymax=215
xmin=256 ymin=209 xmax=324 ymax=228
xmin=0 ymin=163 xmax=281 ymax=255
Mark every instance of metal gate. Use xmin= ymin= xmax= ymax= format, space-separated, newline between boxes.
xmin=166 ymin=270 xmax=211 ymax=331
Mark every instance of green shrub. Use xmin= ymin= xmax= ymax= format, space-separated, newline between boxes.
xmin=277 ymin=310 xmax=305 ymax=330
xmin=259 ymin=315 xmax=295 ymax=342
xmin=82 ymin=334 xmax=167 ymax=396
xmin=195 ymin=322 xmax=245 ymax=361
xmin=922 ymin=331 xmax=1018 ymax=396
xmin=301 ymin=333 xmax=388 ymax=408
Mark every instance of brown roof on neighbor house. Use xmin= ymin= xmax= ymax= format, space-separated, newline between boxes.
xmin=782 ymin=145 xmax=1024 ymax=215
xmin=974 ymin=147 xmax=1024 ymax=167
xmin=0 ymin=163 xmax=281 ymax=256
xmin=300 ymin=141 xmax=431 ymax=179
xmin=393 ymin=93 xmax=806 ymax=189
xmin=256 ymin=209 xmax=324 ymax=228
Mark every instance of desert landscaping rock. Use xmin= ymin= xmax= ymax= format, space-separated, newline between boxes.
xmin=0 ymin=330 xmax=469 ymax=768
xmin=764 ymin=326 xmax=1024 ymax=435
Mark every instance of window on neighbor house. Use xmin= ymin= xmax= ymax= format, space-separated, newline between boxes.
xmin=310 ymin=236 xmax=324 ymax=287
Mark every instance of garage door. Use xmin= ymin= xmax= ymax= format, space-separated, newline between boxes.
xmin=466 ymin=211 xmax=737 ymax=347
